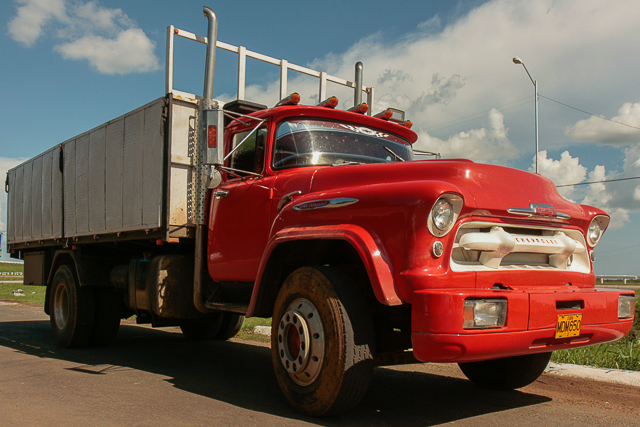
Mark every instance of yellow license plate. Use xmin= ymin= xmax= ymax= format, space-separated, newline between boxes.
xmin=555 ymin=313 xmax=582 ymax=339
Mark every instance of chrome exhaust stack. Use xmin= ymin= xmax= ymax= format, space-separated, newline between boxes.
xmin=194 ymin=6 xmax=221 ymax=313
xmin=354 ymin=61 xmax=363 ymax=106
xmin=203 ymin=6 xmax=218 ymax=100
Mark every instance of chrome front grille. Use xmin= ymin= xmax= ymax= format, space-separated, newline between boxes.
xmin=450 ymin=222 xmax=590 ymax=273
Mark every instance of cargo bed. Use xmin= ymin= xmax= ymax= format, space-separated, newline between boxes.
xmin=6 ymin=95 xmax=202 ymax=251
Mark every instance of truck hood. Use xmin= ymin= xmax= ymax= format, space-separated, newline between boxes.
xmin=309 ymin=160 xmax=587 ymax=223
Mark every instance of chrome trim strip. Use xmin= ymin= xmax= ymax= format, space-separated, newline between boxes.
xmin=293 ymin=198 xmax=359 ymax=211
xmin=507 ymin=203 xmax=570 ymax=220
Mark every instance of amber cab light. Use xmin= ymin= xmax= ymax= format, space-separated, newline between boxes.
xmin=374 ymin=109 xmax=394 ymax=120
xmin=275 ymin=93 xmax=300 ymax=107
xmin=318 ymin=96 xmax=339 ymax=108
xmin=207 ymin=125 xmax=217 ymax=148
xmin=347 ymin=103 xmax=369 ymax=114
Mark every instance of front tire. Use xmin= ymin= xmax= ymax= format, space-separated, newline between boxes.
xmin=49 ymin=265 xmax=96 ymax=348
xmin=271 ymin=266 xmax=375 ymax=416
xmin=458 ymin=352 xmax=552 ymax=390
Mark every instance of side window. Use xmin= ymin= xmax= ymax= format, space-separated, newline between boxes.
xmin=229 ymin=128 xmax=266 ymax=174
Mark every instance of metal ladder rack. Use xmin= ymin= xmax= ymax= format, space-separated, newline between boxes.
xmin=165 ymin=24 xmax=374 ymax=113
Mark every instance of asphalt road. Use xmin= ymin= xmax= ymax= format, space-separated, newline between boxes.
xmin=1 ymin=301 xmax=638 ymax=427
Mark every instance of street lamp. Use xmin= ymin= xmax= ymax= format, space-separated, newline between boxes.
xmin=512 ymin=56 xmax=539 ymax=174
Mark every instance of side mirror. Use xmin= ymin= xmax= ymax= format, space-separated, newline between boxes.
xmin=202 ymin=167 xmax=222 ymax=189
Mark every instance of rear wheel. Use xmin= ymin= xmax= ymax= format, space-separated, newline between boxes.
xmin=215 ymin=313 xmax=244 ymax=340
xmin=271 ymin=266 xmax=375 ymax=416
xmin=458 ymin=352 xmax=552 ymax=390
xmin=89 ymin=287 xmax=123 ymax=347
xmin=180 ymin=313 xmax=244 ymax=340
xmin=49 ymin=265 xmax=95 ymax=348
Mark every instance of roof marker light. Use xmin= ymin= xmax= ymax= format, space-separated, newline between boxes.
xmin=275 ymin=93 xmax=300 ymax=107
xmin=318 ymin=96 xmax=339 ymax=108
xmin=347 ymin=103 xmax=369 ymax=114
xmin=374 ymin=109 xmax=394 ymax=120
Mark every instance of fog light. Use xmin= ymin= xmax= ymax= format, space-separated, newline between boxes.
xmin=463 ymin=299 xmax=507 ymax=329
xmin=618 ymin=295 xmax=636 ymax=319
xmin=432 ymin=241 xmax=444 ymax=257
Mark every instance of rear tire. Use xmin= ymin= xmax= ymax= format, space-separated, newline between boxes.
xmin=49 ymin=265 xmax=95 ymax=348
xmin=89 ymin=287 xmax=123 ymax=347
xmin=215 ymin=313 xmax=244 ymax=340
xmin=180 ymin=313 xmax=244 ymax=340
xmin=271 ymin=266 xmax=375 ymax=416
xmin=458 ymin=352 xmax=552 ymax=390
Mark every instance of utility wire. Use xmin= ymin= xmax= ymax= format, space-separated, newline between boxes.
xmin=556 ymin=176 xmax=640 ymax=188
xmin=424 ymin=93 xmax=640 ymax=189
xmin=540 ymin=95 xmax=640 ymax=132
xmin=425 ymin=96 xmax=533 ymax=133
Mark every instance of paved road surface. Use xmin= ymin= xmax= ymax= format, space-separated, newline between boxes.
xmin=1 ymin=301 xmax=638 ymax=426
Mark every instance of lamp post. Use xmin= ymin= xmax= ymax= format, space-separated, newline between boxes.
xmin=512 ymin=56 xmax=539 ymax=174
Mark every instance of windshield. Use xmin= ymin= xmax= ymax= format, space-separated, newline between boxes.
xmin=273 ymin=119 xmax=414 ymax=169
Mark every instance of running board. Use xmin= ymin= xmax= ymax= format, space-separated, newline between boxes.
xmin=204 ymin=301 xmax=248 ymax=314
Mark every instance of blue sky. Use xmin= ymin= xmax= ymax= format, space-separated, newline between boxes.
xmin=2 ymin=0 xmax=640 ymax=275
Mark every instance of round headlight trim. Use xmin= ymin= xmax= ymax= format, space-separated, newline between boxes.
xmin=433 ymin=199 xmax=454 ymax=231
xmin=588 ymin=218 xmax=602 ymax=246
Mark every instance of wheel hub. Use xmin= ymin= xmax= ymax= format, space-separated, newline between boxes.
xmin=277 ymin=298 xmax=324 ymax=385
xmin=53 ymin=283 xmax=69 ymax=330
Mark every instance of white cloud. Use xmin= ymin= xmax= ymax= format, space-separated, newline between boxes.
xmin=536 ymin=148 xmax=640 ymax=230
xmin=414 ymin=108 xmax=519 ymax=162
xmin=216 ymin=0 xmax=640 ymax=161
xmin=566 ymin=102 xmax=640 ymax=144
xmin=536 ymin=150 xmax=587 ymax=198
xmin=7 ymin=0 xmax=66 ymax=47
xmin=56 ymin=28 xmax=159 ymax=74
xmin=8 ymin=0 xmax=159 ymax=74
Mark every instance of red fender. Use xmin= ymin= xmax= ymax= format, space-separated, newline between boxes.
xmin=246 ymin=224 xmax=401 ymax=317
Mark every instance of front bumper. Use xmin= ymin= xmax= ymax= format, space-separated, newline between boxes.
xmin=411 ymin=287 xmax=635 ymax=363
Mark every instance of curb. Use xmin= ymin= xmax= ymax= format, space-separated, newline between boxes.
xmin=248 ymin=323 xmax=640 ymax=387
xmin=544 ymin=361 xmax=640 ymax=387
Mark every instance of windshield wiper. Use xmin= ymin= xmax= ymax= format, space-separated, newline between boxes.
xmin=384 ymin=146 xmax=405 ymax=162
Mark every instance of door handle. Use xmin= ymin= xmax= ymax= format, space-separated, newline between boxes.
xmin=214 ymin=189 xmax=229 ymax=199
xmin=277 ymin=191 xmax=302 ymax=211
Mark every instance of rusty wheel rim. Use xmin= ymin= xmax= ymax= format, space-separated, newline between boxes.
xmin=277 ymin=298 xmax=325 ymax=386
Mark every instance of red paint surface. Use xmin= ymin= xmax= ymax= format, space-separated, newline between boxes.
xmin=207 ymin=105 xmax=633 ymax=361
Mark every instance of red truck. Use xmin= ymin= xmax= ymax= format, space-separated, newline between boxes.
xmin=5 ymin=7 xmax=635 ymax=416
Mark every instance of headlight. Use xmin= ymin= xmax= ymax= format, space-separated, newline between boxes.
xmin=588 ymin=220 xmax=601 ymax=246
xmin=428 ymin=194 xmax=463 ymax=237
xmin=433 ymin=199 xmax=454 ymax=231
xmin=587 ymin=215 xmax=609 ymax=246
xmin=463 ymin=299 xmax=507 ymax=329
xmin=618 ymin=295 xmax=635 ymax=319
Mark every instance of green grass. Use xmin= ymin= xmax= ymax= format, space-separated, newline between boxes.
xmin=0 ymin=262 xmax=41 ymax=305
xmin=0 ymin=261 xmax=24 ymax=274
xmin=552 ymin=299 xmax=640 ymax=371
xmin=236 ymin=317 xmax=272 ymax=342
xmin=0 ymin=283 xmax=46 ymax=305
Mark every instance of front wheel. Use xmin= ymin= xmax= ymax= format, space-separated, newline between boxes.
xmin=271 ymin=266 xmax=375 ymax=417
xmin=458 ymin=352 xmax=552 ymax=390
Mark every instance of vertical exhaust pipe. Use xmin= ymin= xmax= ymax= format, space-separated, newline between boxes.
xmin=194 ymin=7 xmax=218 ymax=313
xmin=203 ymin=7 xmax=218 ymax=99
xmin=354 ymin=61 xmax=363 ymax=106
